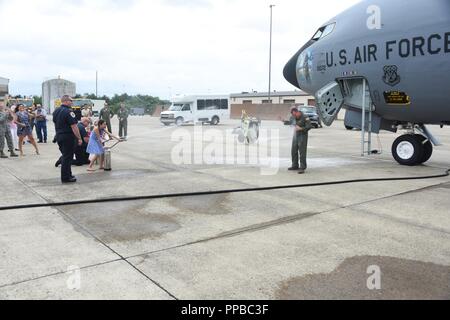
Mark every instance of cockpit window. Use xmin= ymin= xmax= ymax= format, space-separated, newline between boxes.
xmin=321 ymin=23 xmax=335 ymax=38
xmin=312 ymin=29 xmax=323 ymax=41
xmin=311 ymin=23 xmax=335 ymax=41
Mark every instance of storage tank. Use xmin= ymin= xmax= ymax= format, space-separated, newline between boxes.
xmin=42 ymin=77 xmax=76 ymax=113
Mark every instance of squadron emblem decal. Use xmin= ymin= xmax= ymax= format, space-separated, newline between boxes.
xmin=383 ymin=65 xmax=401 ymax=86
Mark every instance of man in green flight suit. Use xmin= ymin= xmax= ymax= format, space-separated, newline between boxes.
xmin=118 ymin=103 xmax=129 ymax=140
xmin=0 ymin=100 xmax=19 ymax=159
xmin=288 ymin=107 xmax=313 ymax=174
xmin=99 ymin=103 xmax=114 ymax=134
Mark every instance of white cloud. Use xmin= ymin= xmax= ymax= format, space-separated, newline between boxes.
xmin=0 ymin=0 xmax=360 ymax=98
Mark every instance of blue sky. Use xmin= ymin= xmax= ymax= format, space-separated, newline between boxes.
xmin=0 ymin=0 xmax=360 ymax=99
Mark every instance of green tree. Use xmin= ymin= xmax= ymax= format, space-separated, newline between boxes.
xmin=68 ymin=92 xmax=169 ymax=115
xmin=32 ymin=96 xmax=42 ymax=105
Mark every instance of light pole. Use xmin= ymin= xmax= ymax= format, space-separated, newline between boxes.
xmin=268 ymin=4 xmax=275 ymax=104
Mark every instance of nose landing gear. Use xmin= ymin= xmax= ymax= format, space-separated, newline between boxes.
xmin=392 ymin=126 xmax=435 ymax=166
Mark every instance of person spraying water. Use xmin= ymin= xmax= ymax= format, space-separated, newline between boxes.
xmin=87 ymin=120 xmax=121 ymax=172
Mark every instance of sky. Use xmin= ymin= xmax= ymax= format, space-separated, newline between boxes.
xmin=0 ymin=0 xmax=360 ymax=99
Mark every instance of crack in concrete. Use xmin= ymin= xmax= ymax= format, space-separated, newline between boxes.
xmin=0 ymin=259 xmax=122 ymax=290
xmin=1 ymin=166 xmax=179 ymax=300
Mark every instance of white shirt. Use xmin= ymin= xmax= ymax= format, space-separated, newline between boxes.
xmin=35 ymin=108 xmax=47 ymax=121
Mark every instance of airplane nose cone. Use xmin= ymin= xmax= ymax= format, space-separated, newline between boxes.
xmin=283 ymin=40 xmax=315 ymax=90
xmin=283 ymin=52 xmax=300 ymax=88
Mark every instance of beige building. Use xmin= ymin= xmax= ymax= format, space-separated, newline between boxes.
xmin=42 ymin=77 xmax=76 ymax=112
xmin=231 ymin=90 xmax=316 ymax=106
xmin=0 ymin=77 xmax=9 ymax=99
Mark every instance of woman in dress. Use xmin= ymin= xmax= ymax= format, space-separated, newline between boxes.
xmin=8 ymin=105 xmax=19 ymax=151
xmin=15 ymin=104 xmax=39 ymax=156
xmin=86 ymin=120 xmax=120 ymax=172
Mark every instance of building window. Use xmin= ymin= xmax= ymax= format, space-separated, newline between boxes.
xmin=243 ymin=100 xmax=253 ymax=104
xmin=262 ymin=100 xmax=273 ymax=104
xmin=283 ymin=99 xmax=296 ymax=104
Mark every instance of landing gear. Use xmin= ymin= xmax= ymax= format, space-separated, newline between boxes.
xmin=392 ymin=134 xmax=433 ymax=166
xmin=415 ymin=134 xmax=433 ymax=164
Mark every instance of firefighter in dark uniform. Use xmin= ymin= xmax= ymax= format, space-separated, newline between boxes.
xmin=53 ymin=95 xmax=83 ymax=183
xmin=288 ymin=108 xmax=313 ymax=174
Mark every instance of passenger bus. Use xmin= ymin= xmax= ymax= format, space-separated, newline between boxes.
xmin=160 ymin=95 xmax=230 ymax=126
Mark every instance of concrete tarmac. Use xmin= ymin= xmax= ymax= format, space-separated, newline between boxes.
xmin=0 ymin=116 xmax=449 ymax=300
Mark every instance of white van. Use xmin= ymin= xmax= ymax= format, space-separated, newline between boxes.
xmin=90 ymin=99 xmax=106 ymax=117
xmin=160 ymin=95 xmax=230 ymax=126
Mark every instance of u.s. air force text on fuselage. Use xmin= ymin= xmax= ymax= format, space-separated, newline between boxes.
xmin=321 ymin=32 xmax=450 ymax=70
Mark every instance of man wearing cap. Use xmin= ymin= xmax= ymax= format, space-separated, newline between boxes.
xmin=34 ymin=104 xmax=48 ymax=143
xmin=99 ymin=102 xmax=114 ymax=133
xmin=53 ymin=95 xmax=83 ymax=183
xmin=288 ymin=107 xmax=313 ymax=174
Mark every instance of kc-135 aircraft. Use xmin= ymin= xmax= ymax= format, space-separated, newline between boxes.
xmin=284 ymin=0 xmax=450 ymax=166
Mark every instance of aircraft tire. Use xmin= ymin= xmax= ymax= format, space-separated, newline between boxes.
xmin=414 ymin=134 xmax=433 ymax=164
xmin=345 ymin=125 xmax=353 ymax=130
xmin=392 ymin=135 xmax=424 ymax=166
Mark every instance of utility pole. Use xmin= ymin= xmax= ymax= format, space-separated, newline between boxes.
xmin=95 ymin=71 xmax=98 ymax=97
xmin=268 ymin=4 xmax=275 ymax=104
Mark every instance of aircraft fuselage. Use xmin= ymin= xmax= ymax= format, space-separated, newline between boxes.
xmin=285 ymin=0 xmax=450 ymax=125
